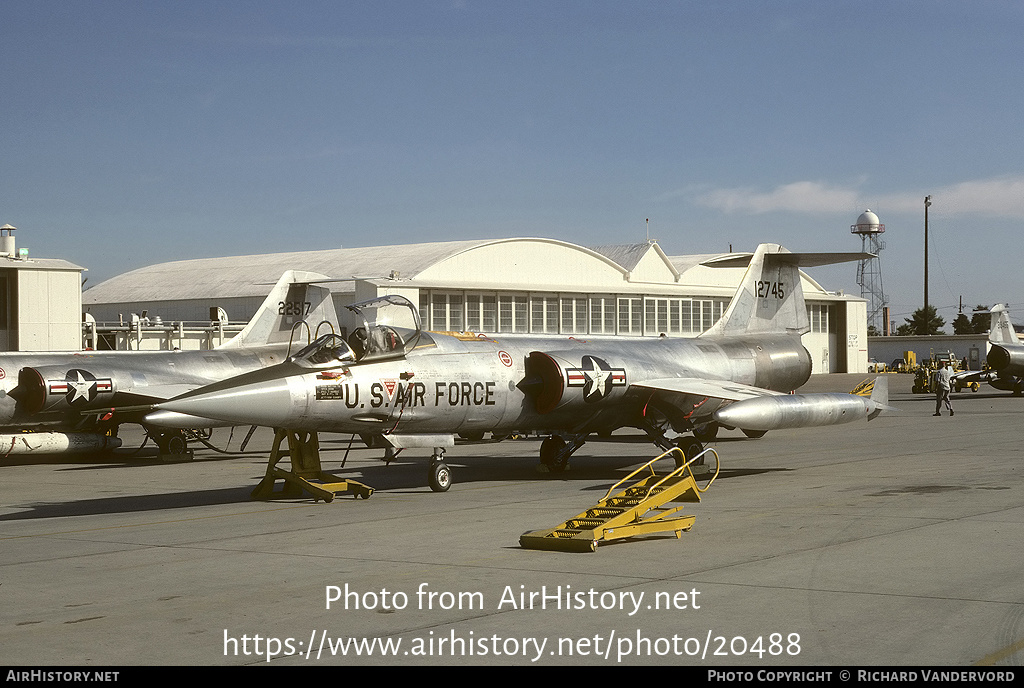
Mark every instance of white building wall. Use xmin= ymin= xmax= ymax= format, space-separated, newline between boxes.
xmin=844 ymin=299 xmax=869 ymax=374
xmin=628 ymin=248 xmax=678 ymax=284
xmin=416 ymin=239 xmax=627 ymax=290
xmin=18 ymin=270 xmax=82 ymax=351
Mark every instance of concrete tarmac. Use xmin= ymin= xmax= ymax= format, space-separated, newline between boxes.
xmin=1 ymin=373 xmax=1022 ymax=666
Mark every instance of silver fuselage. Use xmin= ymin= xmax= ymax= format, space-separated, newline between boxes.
xmin=165 ymin=331 xmax=812 ymax=435
xmin=0 ymin=346 xmax=290 ymax=430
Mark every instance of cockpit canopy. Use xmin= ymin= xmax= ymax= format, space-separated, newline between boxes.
xmin=289 ymin=295 xmax=424 ymax=367
xmin=345 ymin=294 xmax=423 ymax=362
xmin=289 ymin=333 xmax=356 ymax=367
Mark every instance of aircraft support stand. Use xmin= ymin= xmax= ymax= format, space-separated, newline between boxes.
xmin=520 ymin=447 xmax=719 ymax=552
xmin=251 ymin=428 xmax=374 ymax=502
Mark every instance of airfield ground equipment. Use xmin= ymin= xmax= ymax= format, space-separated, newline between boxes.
xmin=251 ymin=428 xmax=373 ymax=502
xmin=519 ymin=446 xmax=719 ymax=552
xmin=911 ymin=351 xmax=978 ymax=394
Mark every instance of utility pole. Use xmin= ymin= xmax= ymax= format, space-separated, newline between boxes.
xmin=924 ymin=195 xmax=931 ymax=316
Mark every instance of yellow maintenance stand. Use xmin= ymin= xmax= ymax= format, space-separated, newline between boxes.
xmin=520 ymin=447 xmax=719 ymax=552
xmin=251 ymin=428 xmax=374 ymax=502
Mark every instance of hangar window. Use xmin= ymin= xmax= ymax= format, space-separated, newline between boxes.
xmin=589 ymin=297 xmax=616 ymax=334
xmin=679 ymin=300 xmax=693 ymax=334
xmin=618 ymin=297 xmax=643 ymax=335
xmin=643 ymin=297 xmax=726 ymax=335
xmin=464 ymin=294 xmax=497 ymax=333
xmin=419 ymin=293 xmax=430 ymax=329
xmin=531 ymin=295 xmax=559 ymax=333
xmin=560 ymin=296 xmax=588 ymax=334
xmin=428 ymin=292 xmax=464 ymax=332
xmin=644 ymin=298 xmax=671 ymax=334
xmin=498 ymin=294 xmax=529 ymax=333
xmin=807 ymin=304 xmax=830 ymax=333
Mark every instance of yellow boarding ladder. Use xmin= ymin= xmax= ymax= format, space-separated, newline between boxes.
xmin=519 ymin=447 xmax=719 ymax=552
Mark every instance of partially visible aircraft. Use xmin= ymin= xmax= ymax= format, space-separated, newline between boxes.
xmin=951 ymin=304 xmax=1024 ymax=394
xmin=153 ymin=243 xmax=891 ymax=491
xmin=0 ymin=270 xmax=338 ymax=455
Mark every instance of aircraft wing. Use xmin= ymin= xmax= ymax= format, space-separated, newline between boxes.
xmin=950 ymin=370 xmax=998 ymax=384
xmin=118 ymin=384 xmax=198 ymax=403
xmin=630 ymin=378 xmax=784 ymax=401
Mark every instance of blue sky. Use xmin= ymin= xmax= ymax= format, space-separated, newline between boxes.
xmin=3 ymin=1 xmax=1023 ymax=328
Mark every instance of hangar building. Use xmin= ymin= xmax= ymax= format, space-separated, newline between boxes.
xmin=82 ymin=238 xmax=868 ymax=374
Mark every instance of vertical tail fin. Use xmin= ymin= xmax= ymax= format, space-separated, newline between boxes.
xmin=700 ymin=244 xmax=870 ymax=338
xmin=700 ymin=244 xmax=807 ymax=337
xmin=988 ymin=304 xmax=1019 ymax=345
xmin=217 ymin=270 xmax=338 ymax=349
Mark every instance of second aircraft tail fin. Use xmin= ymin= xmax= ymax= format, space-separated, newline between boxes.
xmin=218 ymin=270 xmax=338 ymax=349
xmin=988 ymin=304 xmax=1020 ymax=345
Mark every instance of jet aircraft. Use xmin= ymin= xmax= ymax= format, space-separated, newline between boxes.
xmin=951 ymin=304 xmax=1024 ymax=394
xmin=0 ymin=270 xmax=339 ymax=456
xmin=152 ymin=244 xmax=891 ymax=492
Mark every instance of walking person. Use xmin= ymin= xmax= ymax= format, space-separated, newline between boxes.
xmin=934 ymin=360 xmax=954 ymax=417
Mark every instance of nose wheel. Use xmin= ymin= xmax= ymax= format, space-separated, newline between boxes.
xmin=428 ymin=449 xmax=451 ymax=492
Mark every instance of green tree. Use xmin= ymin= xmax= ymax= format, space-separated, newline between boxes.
xmin=903 ymin=305 xmax=945 ymax=335
xmin=970 ymin=305 xmax=990 ymax=334
xmin=952 ymin=313 xmax=972 ymax=334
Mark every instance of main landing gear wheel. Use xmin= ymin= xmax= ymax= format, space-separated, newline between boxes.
xmin=429 ymin=461 xmax=451 ymax=492
xmin=742 ymin=429 xmax=767 ymax=439
xmin=540 ymin=436 xmax=568 ymax=472
xmin=693 ymin=422 xmax=719 ymax=442
xmin=156 ymin=430 xmax=189 ymax=457
xmin=673 ymin=436 xmax=704 ymax=468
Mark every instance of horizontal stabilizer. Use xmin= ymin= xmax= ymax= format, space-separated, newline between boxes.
xmin=702 ymin=251 xmax=874 ymax=269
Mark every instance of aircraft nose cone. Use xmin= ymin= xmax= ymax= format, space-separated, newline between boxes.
xmin=158 ymin=378 xmax=297 ymax=428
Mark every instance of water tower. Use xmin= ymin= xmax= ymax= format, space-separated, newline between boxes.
xmin=851 ymin=209 xmax=888 ymax=334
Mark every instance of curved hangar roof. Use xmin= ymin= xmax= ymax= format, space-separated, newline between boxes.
xmin=82 ymin=237 xmax=826 ymax=308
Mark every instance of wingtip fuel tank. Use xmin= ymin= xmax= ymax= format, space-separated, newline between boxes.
xmin=712 ymin=376 xmax=893 ymax=432
xmin=713 ymin=392 xmax=878 ymax=432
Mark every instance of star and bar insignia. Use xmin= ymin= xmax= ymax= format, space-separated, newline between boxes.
xmin=565 ymin=355 xmax=626 ymax=402
xmin=47 ymin=369 xmax=114 ymax=405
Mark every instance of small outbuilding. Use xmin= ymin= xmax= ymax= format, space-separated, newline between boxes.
xmin=0 ymin=225 xmax=85 ymax=351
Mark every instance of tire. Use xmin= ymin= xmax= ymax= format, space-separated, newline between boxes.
xmin=693 ymin=422 xmax=719 ymax=442
xmin=158 ymin=431 xmax=188 ymax=455
xmin=429 ymin=462 xmax=451 ymax=492
xmin=673 ymin=436 xmax=703 ymax=467
xmin=539 ymin=436 xmax=566 ymax=467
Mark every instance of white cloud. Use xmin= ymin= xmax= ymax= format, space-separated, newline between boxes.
xmin=879 ymin=177 xmax=1024 ymax=218
xmin=694 ymin=181 xmax=860 ymax=214
xmin=691 ymin=175 xmax=1024 ymax=219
